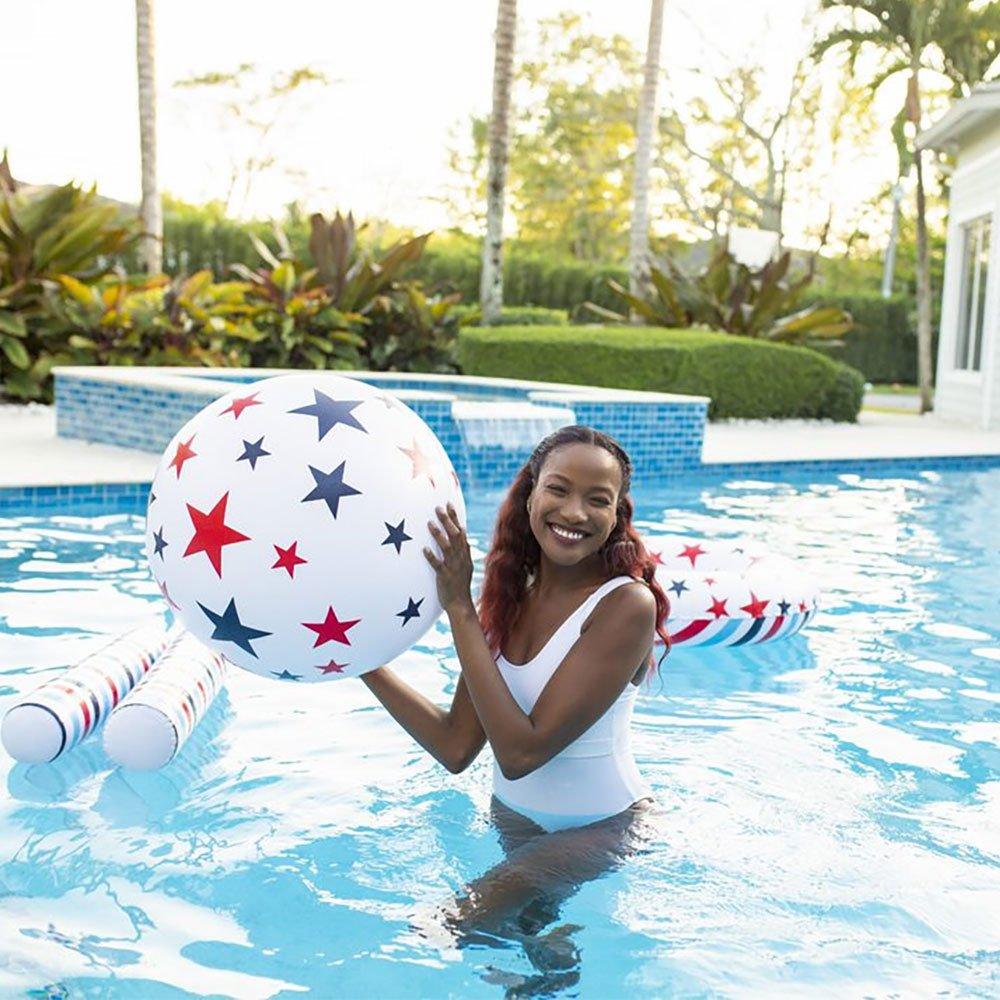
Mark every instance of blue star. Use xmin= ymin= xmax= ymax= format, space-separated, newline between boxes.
xmin=302 ymin=462 xmax=362 ymax=518
xmin=778 ymin=599 xmax=791 ymax=615
xmin=397 ymin=596 xmax=424 ymax=625
xmin=732 ymin=546 xmax=745 ymax=554
xmin=237 ymin=435 xmax=271 ymax=470
xmin=382 ymin=519 xmax=412 ymax=554
xmin=147 ymin=490 xmax=156 ymax=506
xmin=271 ymin=669 xmax=301 ymax=681
xmin=198 ymin=598 xmax=272 ymax=658
xmin=668 ymin=579 xmax=688 ymax=597
xmin=289 ymin=390 xmax=367 ymax=441
xmin=153 ymin=527 xmax=168 ymax=558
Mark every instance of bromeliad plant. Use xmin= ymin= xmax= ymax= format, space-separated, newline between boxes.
xmin=586 ymin=248 xmax=854 ymax=345
xmin=237 ymin=211 xmax=457 ymax=371
xmin=231 ymin=225 xmax=365 ymax=370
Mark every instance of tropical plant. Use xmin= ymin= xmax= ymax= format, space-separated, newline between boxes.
xmin=362 ymin=281 xmax=461 ymax=372
xmin=480 ymin=0 xmax=518 ymax=324
xmin=0 ymin=157 xmax=139 ymax=398
xmin=230 ymin=226 xmax=363 ymax=369
xmin=42 ymin=270 xmax=260 ymax=367
xmin=813 ymin=0 xmax=1000 ymax=412
xmin=586 ymin=248 xmax=854 ymax=344
xmin=306 ymin=210 xmax=430 ymax=312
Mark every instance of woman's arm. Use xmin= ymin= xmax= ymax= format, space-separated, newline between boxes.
xmin=446 ymin=586 xmax=654 ymax=779
xmin=425 ymin=504 xmax=656 ymax=781
xmin=360 ymin=667 xmax=487 ymax=774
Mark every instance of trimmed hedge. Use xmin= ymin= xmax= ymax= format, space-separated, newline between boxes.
xmin=451 ymin=304 xmax=569 ymax=326
xmin=457 ymin=325 xmax=865 ymax=421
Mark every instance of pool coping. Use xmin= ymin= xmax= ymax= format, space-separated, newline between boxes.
xmin=50 ymin=365 xmax=712 ymax=406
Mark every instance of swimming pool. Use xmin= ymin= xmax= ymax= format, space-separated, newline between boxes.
xmin=1 ymin=468 xmax=998 ymax=996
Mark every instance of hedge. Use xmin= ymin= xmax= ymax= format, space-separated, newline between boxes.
xmin=801 ymin=292 xmax=937 ymax=384
xmin=451 ymin=304 xmax=569 ymax=326
xmin=457 ymin=325 xmax=865 ymax=421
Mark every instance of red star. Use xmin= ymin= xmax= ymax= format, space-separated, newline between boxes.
xmin=741 ymin=592 xmax=769 ymax=618
xmin=168 ymin=435 xmax=197 ymax=479
xmin=220 ymin=392 xmax=262 ymax=419
xmin=678 ymin=543 xmax=706 ymax=567
xmin=302 ymin=606 xmax=361 ymax=647
xmin=272 ymin=541 xmax=307 ymax=578
xmin=157 ymin=578 xmax=180 ymax=610
xmin=398 ymin=438 xmax=437 ymax=487
xmin=649 ymin=550 xmax=664 ymax=566
xmin=748 ymin=555 xmax=763 ymax=566
xmin=707 ymin=596 xmax=729 ymax=618
xmin=315 ymin=658 xmax=349 ymax=675
xmin=704 ymin=576 xmax=716 ymax=586
xmin=798 ymin=600 xmax=809 ymax=613
xmin=183 ymin=492 xmax=251 ymax=577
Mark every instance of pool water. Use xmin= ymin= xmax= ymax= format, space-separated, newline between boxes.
xmin=1 ymin=469 xmax=998 ymax=997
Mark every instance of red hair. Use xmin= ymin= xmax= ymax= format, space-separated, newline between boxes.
xmin=477 ymin=426 xmax=671 ymax=676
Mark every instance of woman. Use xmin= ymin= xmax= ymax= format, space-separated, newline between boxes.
xmin=361 ymin=425 xmax=671 ymax=952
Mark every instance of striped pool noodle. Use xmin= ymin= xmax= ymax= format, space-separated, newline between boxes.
xmin=103 ymin=631 xmax=226 ymax=771
xmin=1 ymin=621 xmax=173 ymax=764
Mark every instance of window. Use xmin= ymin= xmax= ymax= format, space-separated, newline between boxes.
xmin=954 ymin=215 xmax=992 ymax=372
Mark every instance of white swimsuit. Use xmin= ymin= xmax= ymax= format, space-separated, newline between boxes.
xmin=493 ymin=575 xmax=653 ymax=832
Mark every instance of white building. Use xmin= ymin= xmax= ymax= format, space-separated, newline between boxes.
xmin=918 ymin=83 xmax=1000 ymax=430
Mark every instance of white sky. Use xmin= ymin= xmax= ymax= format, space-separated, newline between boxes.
xmin=2 ymin=0 xmax=907 ymax=244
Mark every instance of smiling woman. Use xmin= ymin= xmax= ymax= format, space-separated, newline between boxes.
xmin=362 ymin=424 xmax=672 ymax=942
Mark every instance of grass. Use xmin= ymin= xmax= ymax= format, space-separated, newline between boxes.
xmin=869 ymin=383 xmax=919 ymax=395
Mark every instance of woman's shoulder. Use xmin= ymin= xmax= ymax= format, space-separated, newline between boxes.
xmin=583 ymin=576 xmax=655 ymax=631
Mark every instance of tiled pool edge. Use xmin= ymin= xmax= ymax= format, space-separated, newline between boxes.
xmin=53 ymin=367 xmax=710 ymax=489
xmin=4 ymin=452 xmax=999 ymax=513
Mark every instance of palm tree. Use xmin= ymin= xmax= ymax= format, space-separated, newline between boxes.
xmin=480 ymin=0 xmax=517 ymax=325
xmin=815 ymin=0 xmax=1000 ymax=414
xmin=135 ymin=0 xmax=162 ymax=274
xmin=628 ymin=0 xmax=665 ymax=314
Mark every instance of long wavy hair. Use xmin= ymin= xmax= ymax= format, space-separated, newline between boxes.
xmin=477 ymin=425 xmax=671 ymax=676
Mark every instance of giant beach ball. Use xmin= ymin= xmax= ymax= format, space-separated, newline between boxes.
xmin=144 ymin=373 xmax=465 ymax=682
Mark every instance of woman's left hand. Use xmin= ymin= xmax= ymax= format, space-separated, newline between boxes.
xmin=424 ymin=503 xmax=474 ymax=614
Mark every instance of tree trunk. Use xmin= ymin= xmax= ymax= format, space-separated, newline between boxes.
xmin=628 ymin=0 xmax=665 ymax=318
xmin=135 ymin=0 xmax=162 ymax=274
xmin=881 ymin=178 xmax=903 ymax=299
xmin=480 ymin=0 xmax=517 ymax=325
xmin=914 ymin=149 xmax=934 ymax=412
xmin=909 ymin=71 xmax=933 ymax=413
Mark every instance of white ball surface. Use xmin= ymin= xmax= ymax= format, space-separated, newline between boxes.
xmin=144 ymin=373 xmax=465 ymax=682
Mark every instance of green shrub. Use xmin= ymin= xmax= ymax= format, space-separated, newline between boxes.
xmin=457 ymin=325 xmax=865 ymax=421
xmin=451 ymin=304 xmax=569 ymax=326
xmin=801 ymin=292 xmax=936 ymax=384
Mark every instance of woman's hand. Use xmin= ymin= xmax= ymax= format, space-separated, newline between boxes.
xmin=424 ymin=502 xmax=474 ymax=614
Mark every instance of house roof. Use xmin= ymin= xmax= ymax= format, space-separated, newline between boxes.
xmin=917 ymin=81 xmax=1000 ymax=150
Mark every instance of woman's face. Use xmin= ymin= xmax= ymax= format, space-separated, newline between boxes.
xmin=527 ymin=443 xmax=623 ymax=567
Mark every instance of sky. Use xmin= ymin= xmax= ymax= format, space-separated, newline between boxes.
xmin=1 ymin=0 xmax=911 ymax=246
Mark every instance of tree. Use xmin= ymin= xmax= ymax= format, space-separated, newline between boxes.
xmin=481 ymin=0 xmax=518 ymax=325
xmin=174 ymin=63 xmax=330 ymax=217
xmin=814 ymin=0 xmax=1000 ymax=414
xmin=135 ymin=0 xmax=161 ymax=273
xmin=629 ymin=0 xmax=665 ymax=308
xmin=444 ymin=13 xmax=645 ymax=262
